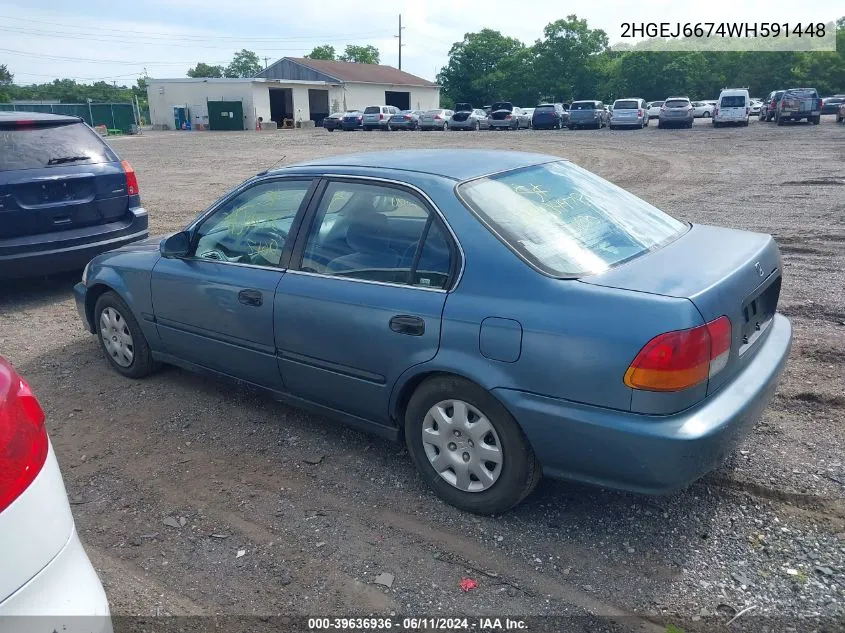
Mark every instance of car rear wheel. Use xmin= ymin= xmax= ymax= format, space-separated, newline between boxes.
xmin=473 ymin=120 xmax=479 ymax=131
xmin=405 ymin=376 xmax=541 ymax=514
xmin=811 ymin=116 xmax=820 ymax=125
xmin=94 ymin=291 xmax=156 ymax=378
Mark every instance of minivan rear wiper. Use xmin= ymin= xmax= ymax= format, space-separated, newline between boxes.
xmin=47 ymin=155 xmax=90 ymax=165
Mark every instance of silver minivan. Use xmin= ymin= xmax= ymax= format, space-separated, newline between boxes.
xmin=610 ymin=98 xmax=649 ymax=129
xmin=362 ymin=105 xmax=399 ymax=131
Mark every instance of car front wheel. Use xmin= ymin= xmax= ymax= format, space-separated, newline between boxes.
xmin=405 ymin=376 xmax=541 ymax=514
xmin=94 ymin=291 xmax=156 ymax=378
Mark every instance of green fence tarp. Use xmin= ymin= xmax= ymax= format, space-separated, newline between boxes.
xmin=0 ymin=103 xmax=137 ymax=132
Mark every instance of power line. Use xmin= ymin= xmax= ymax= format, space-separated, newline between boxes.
xmin=0 ymin=15 xmax=393 ymax=42
xmin=0 ymin=46 xmax=232 ymax=66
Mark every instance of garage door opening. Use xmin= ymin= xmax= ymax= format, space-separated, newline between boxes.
xmin=385 ymin=91 xmax=410 ymax=111
xmin=308 ymin=89 xmax=329 ymax=125
xmin=269 ymin=88 xmax=293 ymax=127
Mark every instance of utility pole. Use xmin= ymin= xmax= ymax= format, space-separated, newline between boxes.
xmin=394 ymin=14 xmax=406 ymax=70
xmin=263 ymin=56 xmax=271 ymax=69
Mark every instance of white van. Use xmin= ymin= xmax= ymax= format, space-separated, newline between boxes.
xmin=713 ymin=88 xmax=750 ymax=127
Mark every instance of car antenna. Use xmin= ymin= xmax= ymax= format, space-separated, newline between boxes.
xmin=258 ymin=154 xmax=286 ymax=176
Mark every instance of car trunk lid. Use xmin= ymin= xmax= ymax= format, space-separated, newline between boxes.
xmin=0 ymin=163 xmax=130 ymax=239
xmin=580 ymin=224 xmax=782 ymax=394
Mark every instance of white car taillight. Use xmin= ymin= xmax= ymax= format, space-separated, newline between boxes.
xmin=0 ymin=357 xmax=48 ymax=513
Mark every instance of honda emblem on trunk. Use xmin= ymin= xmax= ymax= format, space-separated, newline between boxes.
xmin=754 ymin=262 xmax=764 ymax=277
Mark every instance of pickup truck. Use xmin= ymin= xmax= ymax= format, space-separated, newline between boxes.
xmin=776 ymin=88 xmax=822 ymax=125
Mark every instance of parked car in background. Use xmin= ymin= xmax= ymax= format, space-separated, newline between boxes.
xmin=749 ymin=100 xmax=762 ymax=116
xmin=776 ymin=88 xmax=822 ymax=125
xmin=759 ymin=90 xmax=785 ymax=121
xmin=713 ymin=88 xmax=750 ymax=127
xmin=568 ymin=101 xmax=608 ymax=129
xmin=322 ymin=112 xmax=344 ymax=131
xmin=488 ymin=102 xmax=522 ymax=130
xmin=646 ymin=101 xmax=664 ymax=118
xmin=691 ymin=101 xmax=715 ymax=118
xmin=449 ymin=108 xmax=489 ymax=131
xmin=419 ymin=109 xmax=454 ymax=131
xmin=362 ymin=105 xmax=399 ymax=131
xmin=531 ymin=103 xmax=568 ymax=129
xmin=74 ymin=149 xmax=792 ymax=514
xmin=610 ymin=98 xmax=649 ymax=129
xmin=821 ymin=95 xmax=845 ymax=114
xmin=388 ymin=110 xmax=423 ymax=131
xmin=341 ymin=111 xmax=363 ymax=130
xmin=518 ymin=108 xmax=534 ymax=129
xmin=0 ymin=112 xmax=148 ymax=280
xmin=0 ymin=355 xmax=112 ymax=630
xmin=658 ymin=97 xmax=694 ymax=129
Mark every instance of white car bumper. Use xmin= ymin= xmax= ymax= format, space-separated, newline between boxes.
xmin=0 ymin=527 xmax=112 ymax=633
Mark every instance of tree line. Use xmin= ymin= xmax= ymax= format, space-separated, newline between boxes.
xmin=437 ymin=15 xmax=845 ymax=107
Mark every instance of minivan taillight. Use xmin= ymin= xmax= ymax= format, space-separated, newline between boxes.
xmin=623 ymin=316 xmax=732 ymax=392
xmin=637 ymin=109 xmax=643 ymax=117
xmin=121 ymin=160 xmax=139 ymax=197
xmin=0 ymin=357 xmax=48 ymax=514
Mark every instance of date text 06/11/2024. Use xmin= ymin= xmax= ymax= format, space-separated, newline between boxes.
xmin=620 ymin=22 xmax=827 ymax=38
xmin=307 ymin=617 xmax=528 ymax=630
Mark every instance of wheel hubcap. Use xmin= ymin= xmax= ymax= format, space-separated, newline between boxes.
xmin=421 ymin=399 xmax=503 ymax=492
xmin=99 ymin=307 xmax=134 ymax=367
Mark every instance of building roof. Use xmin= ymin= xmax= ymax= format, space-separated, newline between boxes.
xmin=277 ymin=150 xmax=564 ymax=182
xmin=284 ymin=58 xmax=437 ymax=87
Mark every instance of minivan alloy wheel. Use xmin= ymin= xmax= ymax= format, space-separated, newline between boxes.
xmin=99 ymin=307 xmax=134 ymax=367
xmin=421 ymin=399 xmax=503 ymax=492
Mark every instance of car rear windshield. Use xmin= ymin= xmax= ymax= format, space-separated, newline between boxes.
xmin=570 ymin=102 xmax=596 ymax=110
xmin=720 ymin=96 xmax=746 ymax=107
xmin=535 ymin=105 xmax=556 ymax=111
xmin=0 ymin=121 xmax=113 ymax=172
xmin=785 ymin=89 xmax=818 ymax=99
xmin=363 ymin=106 xmax=381 ymax=114
xmin=665 ymin=100 xmax=689 ymax=108
xmin=650 ymin=101 xmax=664 ymax=107
xmin=457 ymin=161 xmax=686 ymax=277
xmin=613 ymin=100 xmax=638 ymax=109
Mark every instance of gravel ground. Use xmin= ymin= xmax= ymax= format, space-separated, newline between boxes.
xmin=1 ymin=117 xmax=843 ymax=633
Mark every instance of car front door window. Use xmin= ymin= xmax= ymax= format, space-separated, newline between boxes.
xmin=193 ymin=180 xmax=312 ymax=267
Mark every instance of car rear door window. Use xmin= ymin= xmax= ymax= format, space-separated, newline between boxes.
xmin=0 ymin=121 xmax=113 ymax=171
xmin=192 ymin=179 xmax=312 ymax=267
xmin=299 ymin=181 xmax=452 ymax=288
xmin=720 ymin=96 xmax=746 ymax=107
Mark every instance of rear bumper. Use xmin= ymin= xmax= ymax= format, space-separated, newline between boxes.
xmin=610 ymin=117 xmax=643 ymax=126
xmin=0 ymin=208 xmax=148 ymax=280
xmin=496 ymin=313 xmax=792 ymax=495
xmin=390 ymin=120 xmax=417 ymax=129
xmin=0 ymin=529 xmax=112 ymax=633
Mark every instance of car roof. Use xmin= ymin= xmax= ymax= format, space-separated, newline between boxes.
xmin=0 ymin=110 xmax=82 ymax=123
xmin=278 ymin=150 xmax=565 ymax=182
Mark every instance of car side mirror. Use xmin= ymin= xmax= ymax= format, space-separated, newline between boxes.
xmin=160 ymin=231 xmax=191 ymax=258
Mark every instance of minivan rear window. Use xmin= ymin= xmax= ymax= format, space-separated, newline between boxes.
xmin=570 ymin=102 xmax=596 ymax=110
xmin=458 ymin=161 xmax=686 ymax=277
xmin=613 ymin=100 xmax=638 ymax=109
xmin=720 ymin=96 xmax=746 ymax=107
xmin=665 ymin=100 xmax=689 ymax=108
xmin=0 ymin=121 xmax=113 ymax=172
xmin=363 ymin=106 xmax=381 ymax=114
xmin=535 ymin=105 xmax=556 ymax=111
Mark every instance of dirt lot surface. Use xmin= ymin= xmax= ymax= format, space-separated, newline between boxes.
xmin=1 ymin=118 xmax=844 ymax=632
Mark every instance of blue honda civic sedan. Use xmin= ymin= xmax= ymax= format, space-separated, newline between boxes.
xmin=74 ymin=150 xmax=792 ymax=513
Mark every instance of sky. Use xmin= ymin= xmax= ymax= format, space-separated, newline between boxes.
xmin=0 ymin=0 xmax=840 ymax=86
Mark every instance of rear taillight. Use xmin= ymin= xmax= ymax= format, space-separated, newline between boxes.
xmin=504 ymin=114 xmax=511 ymax=119
xmin=121 ymin=160 xmax=139 ymax=196
xmin=379 ymin=113 xmax=384 ymax=120
xmin=660 ymin=105 xmax=666 ymax=111
xmin=0 ymin=358 xmax=48 ymax=514
xmin=404 ymin=115 xmax=411 ymax=120
xmin=434 ymin=115 xmax=442 ymax=120
xmin=714 ymin=107 xmax=719 ymax=116
xmin=624 ymin=316 xmax=732 ymax=392
xmin=637 ymin=109 xmax=643 ymax=117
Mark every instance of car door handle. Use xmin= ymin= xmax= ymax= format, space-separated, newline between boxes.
xmin=238 ymin=289 xmax=263 ymax=307
xmin=389 ymin=315 xmax=425 ymax=336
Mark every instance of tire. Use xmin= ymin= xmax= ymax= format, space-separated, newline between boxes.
xmin=473 ymin=120 xmax=479 ymax=131
xmin=703 ymin=111 xmax=711 ymax=118
xmin=657 ymin=121 xmax=663 ymax=129
xmin=94 ymin=291 xmax=156 ymax=379
xmin=811 ymin=116 xmax=820 ymax=125
xmin=743 ymin=119 xmax=749 ymax=127
xmin=405 ymin=376 xmax=541 ymax=514
xmin=568 ymin=125 xmax=575 ymax=130
xmin=609 ymin=125 xmax=616 ymax=130
xmin=776 ymin=115 xmax=785 ymax=126
xmin=327 ymin=127 xmax=334 ymax=132
xmin=686 ymin=121 xmax=693 ymax=129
